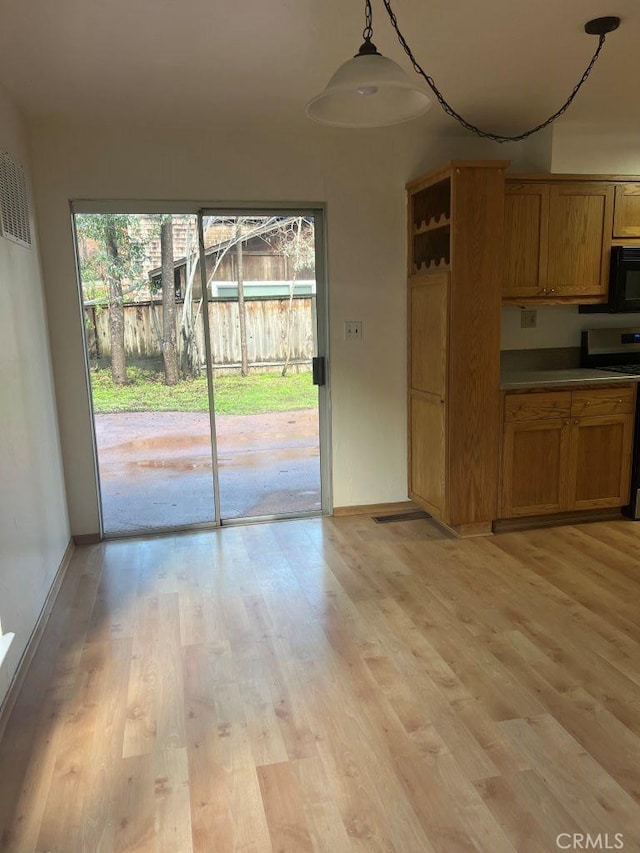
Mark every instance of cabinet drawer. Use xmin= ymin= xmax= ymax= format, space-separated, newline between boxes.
xmin=571 ymin=387 xmax=635 ymax=417
xmin=505 ymin=391 xmax=571 ymax=422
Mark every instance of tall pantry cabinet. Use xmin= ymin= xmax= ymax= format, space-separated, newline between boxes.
xmin=407 ymin=161 xmax=508 ymax=536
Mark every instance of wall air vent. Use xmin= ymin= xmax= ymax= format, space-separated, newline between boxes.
xmin=0 ymin=150 xmax=32 ymax=248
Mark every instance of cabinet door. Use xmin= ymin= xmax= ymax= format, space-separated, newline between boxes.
xmin=568 ymin=415 xmax=633 ymax=510
xmin=613 ymin=184 xmax=640 ymax=238
xmin=410 ymin=392 xmax=446 ymax=515
xmin=501 ymin=419 xmax=570 ymax=517
xmin=546 ymin=183 xmax=614 ymax=298
xmin=502 ymin=182 xmax=549 ymax=299
xmin=409 ymin=272 xmax=448 ymax=398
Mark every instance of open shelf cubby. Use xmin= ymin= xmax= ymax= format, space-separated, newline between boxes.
xmin=412 ymin=225 xmax=451 ymax=273
xmin=411 ymin=178 xmax=451 ymax=232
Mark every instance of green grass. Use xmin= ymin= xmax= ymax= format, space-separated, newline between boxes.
xmin=90 ymin=367 xmax=317 ymax=415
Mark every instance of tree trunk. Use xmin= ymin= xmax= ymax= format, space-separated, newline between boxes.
xmin=179 ymin=218 xmax=206 ymax=378
xmin=281 ymin=271 xmax=297 ymax=377
xmin=160 ymin=216 xmax=179 ymax=386
xmin=236 ymin=222 xmax=249 ymax=377
xmin=179 ymin=256 xmax=199 ymax=379
xmin=105 ymin=221 xmax=127 ymax=385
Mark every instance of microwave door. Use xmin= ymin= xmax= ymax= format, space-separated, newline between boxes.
xmin=621 ymin=265 xmax=640 ymax=311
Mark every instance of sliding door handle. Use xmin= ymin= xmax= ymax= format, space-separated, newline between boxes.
xmin=312 ymin=356 xmax=326 ymax=386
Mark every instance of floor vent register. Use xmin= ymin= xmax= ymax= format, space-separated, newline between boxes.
xmin=373 ymin=510 xmax=430 ymax=524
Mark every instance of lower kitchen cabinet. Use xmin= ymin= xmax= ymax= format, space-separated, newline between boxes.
xmin=500 ymin=385 xmax=636 ymax=519
xmin=568 ymin=414 xmax=633 ymax=509
xmin=410 ymin=391 xmax=446 ymax=515
xmin=502 ymin=418 xmax=570 ymax=517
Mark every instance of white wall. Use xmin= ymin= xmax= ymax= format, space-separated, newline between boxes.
xmin=30 ymin=114 xmax=551 ymax=533
xmin=501 ymin=305 xmax=640 ymax=351
xmin=0 ymin=84 xmax=69 ymax=707
xmin=552 ymin=122 xmax=640 ymax=174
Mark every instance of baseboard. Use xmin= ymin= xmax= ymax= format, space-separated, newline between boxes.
xmin=333 ymin=501 xmax=419 ymax=518
xmin=0 ymin=538 xmax=75 ymax=744
xmin=493 ymin=508 xmax=622 ymax=533
xmin=73 ymin=532 xmax=101 ymax=545
xmin=443 ymin=520 xmax=494 ymax=538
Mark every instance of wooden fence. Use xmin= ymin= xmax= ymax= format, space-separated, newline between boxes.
xmin=84 ymin=297 xmax=316 ymax=370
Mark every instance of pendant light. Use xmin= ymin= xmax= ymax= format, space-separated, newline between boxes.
xmin=306 ymin=0 xmax=620 ymax=141
xmin=305 ymin=0 xmax=431 ymax=128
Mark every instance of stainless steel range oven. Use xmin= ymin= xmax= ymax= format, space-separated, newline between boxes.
xmin=581 ymin=327 xmax=640 ymax=518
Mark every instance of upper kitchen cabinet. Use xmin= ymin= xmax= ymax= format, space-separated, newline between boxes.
xmin=503 ymin=178 xmax=614 ymax=304
xmin=546 ymin=183 xmax=613 ymax=299
xmin=502 ymin=182 xmax=549 ymax=300
xmin=613 ymin=184 xmax=640 ymax=238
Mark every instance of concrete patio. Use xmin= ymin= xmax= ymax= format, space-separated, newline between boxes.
xmin=95 ymin=409 xmax=321 ymax=533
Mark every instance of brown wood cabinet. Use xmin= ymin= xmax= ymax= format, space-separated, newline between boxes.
xmin=613 ymin=184 xmax=640 ymax=238
xmin=502 ymin=418 xmax=570 ymax=517
xmin=409 ymin=272 xmax=447 ymax=515
xmin=502 ymin=183 xmax=548 ymax=300
xmin=407 ymin=162 xmax=640 ymax=532
xmin=503 ymin=179 xmax=614 ymax=304
xmin=410 ymin=392 xmax=445 ymax=514
xmin=569 ymin=414 xmax=633 ymax=509
xmin=500 ymin=385 xmax=635 ymax=519
xmin=407 ymin=161 xmax=508 ymax=536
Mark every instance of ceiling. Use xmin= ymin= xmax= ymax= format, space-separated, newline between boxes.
xmin=0 ymin=0 xmax=637 ymax=134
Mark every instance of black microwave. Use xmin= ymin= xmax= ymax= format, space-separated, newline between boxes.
xmin=580 ymin=246 xmax=640 ymax=314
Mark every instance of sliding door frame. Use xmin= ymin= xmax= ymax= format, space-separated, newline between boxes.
xmin=70 ymin=199 xmax=332 ymax=537
xmin=198 ymin=206 xmax=332 ymax=522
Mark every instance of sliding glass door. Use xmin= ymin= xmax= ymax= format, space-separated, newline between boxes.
xmin=199 ymin=212 xmax=324 ymax=521
xmin=73 ymin=205 xmax=329 ymax=536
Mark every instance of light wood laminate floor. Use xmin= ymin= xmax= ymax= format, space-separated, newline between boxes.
xmin=1 ymin=515 xmax=640 ymax=852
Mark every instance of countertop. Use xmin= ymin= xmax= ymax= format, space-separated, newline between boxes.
xmin=500 ymin=367 xmax=640 ymax=390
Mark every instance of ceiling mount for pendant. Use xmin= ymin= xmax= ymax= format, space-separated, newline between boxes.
xmin=584 ymin=16 xmax=620 ymax=35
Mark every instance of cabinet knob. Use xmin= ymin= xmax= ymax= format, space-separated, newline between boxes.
xmin=550 ymin=288 xmax=555 ymax=293
xmin=564 ymin=420 xmax=570 ymax=426
xmin=586 ymin=401 xmax=591 ymax=406
xmin=618 ymin=399 xmax=623 ymax=403
xmin=574 ymin=419 xmax=579 ymax=424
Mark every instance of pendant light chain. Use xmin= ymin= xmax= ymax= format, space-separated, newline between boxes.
xmin=363 ymin=0 xmax=374 ymax=41
xmin=380 ymin=0 xmax=609 ymax=143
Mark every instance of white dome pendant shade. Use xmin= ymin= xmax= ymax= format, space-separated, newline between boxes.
xmin=306 ymin=39 xmax=431 ymax=128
